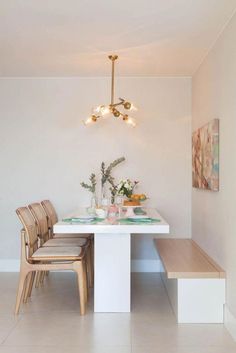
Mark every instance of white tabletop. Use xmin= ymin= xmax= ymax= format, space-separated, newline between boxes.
xmin=53 ymin=208 xmax=170 ymax=234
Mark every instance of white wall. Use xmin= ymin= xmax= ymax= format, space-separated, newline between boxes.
xmin=192 ymin=13 xmax=236 ymax=324
xmin=0 ymin=77 xmax=191 ymax=270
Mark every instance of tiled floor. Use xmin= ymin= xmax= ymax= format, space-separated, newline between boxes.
xmin=0 ymin=272 xmax=235 ymax=353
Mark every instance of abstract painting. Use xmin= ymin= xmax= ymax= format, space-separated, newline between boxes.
xmin=192 ymin=119 xmax=219 ymax=191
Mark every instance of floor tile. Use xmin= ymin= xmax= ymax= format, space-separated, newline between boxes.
xmin=131 ymin=321 xmax=235 ymax=347
xmin=0 ymin=272 xmax=235 ymax=353
xmin=132 ymin=345 xmax=236 ymax=353
xmin=0 ymin=345 xmax=131 ymax=353
xmin=3 ymin=311 xmax=131 ymax=347
xmin=0 ymin=315 xmax=20 ymax=345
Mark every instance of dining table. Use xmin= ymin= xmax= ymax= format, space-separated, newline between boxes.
xmin=53 ymin=207 xmax=170 ymax=313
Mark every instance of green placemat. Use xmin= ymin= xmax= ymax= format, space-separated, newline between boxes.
xmin=119 ymin=218 xmax=161 ymax=224
xmin=62 ymin=217 xmax=104 ymax=223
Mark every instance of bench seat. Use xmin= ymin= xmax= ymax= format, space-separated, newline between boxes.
xmin=155 ymin=239 xmax=225 ymax=279
xmin=154 ymin=239 xmax=226 ymax=323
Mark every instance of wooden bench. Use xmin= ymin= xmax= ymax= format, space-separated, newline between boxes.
xmin=154 ymin=239 xmax=226 ymax=323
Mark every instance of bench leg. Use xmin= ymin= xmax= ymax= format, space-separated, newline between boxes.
xmin=177 ymin=278 xmax=225 ymax=323
xmin=161 ymin=273 xmax=225 ymax=323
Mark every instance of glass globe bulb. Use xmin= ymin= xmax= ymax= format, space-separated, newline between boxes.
xmin=130 ymin=103 xmax=138 ymax=111
xmin=94 ymin=105 xmax=110 ymax=116
xmin=125 ymin=116 xmax=136 ymax=127
xmin=84 ymin=115 xmax=97 ymax=125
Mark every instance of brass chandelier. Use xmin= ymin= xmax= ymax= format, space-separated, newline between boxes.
xmin=84 ymin=55 xmax=137 ymax=127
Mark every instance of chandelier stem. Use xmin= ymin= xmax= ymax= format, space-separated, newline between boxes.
xmin=109 ymin=55 xmax=118 ymax=105
xmin=111 ymin=58 xmax=115 ymax=105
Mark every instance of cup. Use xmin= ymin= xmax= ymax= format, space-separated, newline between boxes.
xmin=95 ymin=208 xmax=107 ymax=219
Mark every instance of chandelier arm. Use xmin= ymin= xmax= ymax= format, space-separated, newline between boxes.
xmin=111 ymin=101 xmax=124 ymax=108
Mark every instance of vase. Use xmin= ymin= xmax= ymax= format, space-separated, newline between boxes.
xmin=90 ymin=192 xmax=97 ymax=210
xmin=100 ymin=183 xmax=110 ymax=206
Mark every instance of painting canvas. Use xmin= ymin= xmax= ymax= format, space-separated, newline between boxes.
xmin=192 ymin=119 xmax=219 ymax=191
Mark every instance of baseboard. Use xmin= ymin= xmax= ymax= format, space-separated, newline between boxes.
xmin=0 ymin=259 xmax=162 ymax=273
xmin=131 ymin=259 xmax=164 ymax=272
xmin=225 ymin=305 xmax=236 ymax=341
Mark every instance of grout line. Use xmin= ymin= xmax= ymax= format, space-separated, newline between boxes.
xmin=0 ymin=315 xmax=24 ymax=346
xmin=0 ymin=75 xmax=192 ymax=80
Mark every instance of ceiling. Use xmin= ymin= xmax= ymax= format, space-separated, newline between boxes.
xmin=0 ymin=0 xmax=236 ymax=77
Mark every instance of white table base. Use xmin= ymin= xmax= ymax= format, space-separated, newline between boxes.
xmin=94 ymin=233 xmax=131 ymax=312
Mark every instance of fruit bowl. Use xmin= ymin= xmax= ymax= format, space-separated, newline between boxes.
xmin=123 ymin=200 xmax=140 ymax=206
xmin=123 ymin=194 xmax=147 ymax=206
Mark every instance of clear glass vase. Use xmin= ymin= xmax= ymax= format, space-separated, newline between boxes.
xmin=100 ymin=183 xmax=109 ymax=206
xmin=90 ymin=192 xmax=97 ymax=210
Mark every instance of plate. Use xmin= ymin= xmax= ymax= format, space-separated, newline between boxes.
xmin=72 ymin=215 xmax=95 ymax=219
xmin=69 ymin=216 xmax=96 ymax=223
xmin=71 ymin=217 xmax=95 ymax=223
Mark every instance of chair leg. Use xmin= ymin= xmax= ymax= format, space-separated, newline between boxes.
xmin=75 ymin=263 xmax=86 ymax=315
xmin=40 ymin=271 xmax=45 ymax=285
xmin=27 ymin=271 xmax=36 ymax=298
xmin=15 ymin=267 xmax=29 ymax=315
xmin=23 ymin=272 xmax=32 ymax=303
xmin=89 ymin=242 xmax=94 ymax=287
xmin=35 ymin=271 xmax=41 ymax=288
xmin=83 ymin=259 xmax=88 ymax=303
xmin=86 ymin=245 xmax=93 ymax=288
xmin=90 ymin=238 xmax=94 ymax=267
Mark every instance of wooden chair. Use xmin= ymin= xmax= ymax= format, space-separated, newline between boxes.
xmin=41 ymin=200 xmax=94 ymax=285
xmin=28 ymin=203 xmax=89 ymax=248
xmin=15 ymin=207 xmax=87 ymax=315
xmin=41 ymin=200 xmax=93 ymax=240
xmin=28 ymin=202 xmax=92 ymax=289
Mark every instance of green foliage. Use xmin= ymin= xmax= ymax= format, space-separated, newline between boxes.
xmin=81 ymin=173 xmax=96 ymax=193
xmin=108 ymin=175 xmax=118 ymax=204
xmin=101 ymin=157 xmax=125 ymax=187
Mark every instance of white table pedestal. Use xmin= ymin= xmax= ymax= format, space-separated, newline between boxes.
xmin=94 ymin=233 xmax=131 ymax=312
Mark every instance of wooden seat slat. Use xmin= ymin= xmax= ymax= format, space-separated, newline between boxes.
xmin=154 ymin=239 xmax=225 ymax=279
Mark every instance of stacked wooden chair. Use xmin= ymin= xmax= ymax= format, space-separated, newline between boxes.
xmin=15 ymin=201 xmax=93 ymax=315
xmin=41 ymin=200 xmax=94 ymax=283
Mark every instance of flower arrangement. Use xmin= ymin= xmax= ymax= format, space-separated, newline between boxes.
xmin=81 ymin=157 xmax=125 ymax=206
xmin=117 ymin=179 xmax=147 ymax=206
xmin=117 ymin=179 xmax=139 ymax=198
xmin=80 ymin=157 xmax=147 ymax=208
xmin=100 ymin=157 xmax=125 ymax=200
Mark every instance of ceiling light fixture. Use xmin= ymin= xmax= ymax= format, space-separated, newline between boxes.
xmin=84 ymin=55 xmax=137 ymax=127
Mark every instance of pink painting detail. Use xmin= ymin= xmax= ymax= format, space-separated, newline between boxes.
xmin=192 ymin=119 xmax=219 ymax=191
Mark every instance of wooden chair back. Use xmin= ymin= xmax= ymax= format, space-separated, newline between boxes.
xmin=41 ymin=200 xmax=58 ymax=228
xmin=16 ymin=207 xmax=39 ymax=256
xmin=28 ymin=203 xmax=50 ymax=243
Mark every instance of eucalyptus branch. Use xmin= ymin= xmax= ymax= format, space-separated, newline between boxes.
xmin=81 ymin=173 xmax=96 ymax=193
xmin=101 ymin=157 xmax=125 ymax=187
xmin=108 ymin=176 xmax=118 ymax=204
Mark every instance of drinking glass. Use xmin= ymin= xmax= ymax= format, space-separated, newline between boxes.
xmin=115 ymin=195 xmax=124 ymax=219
